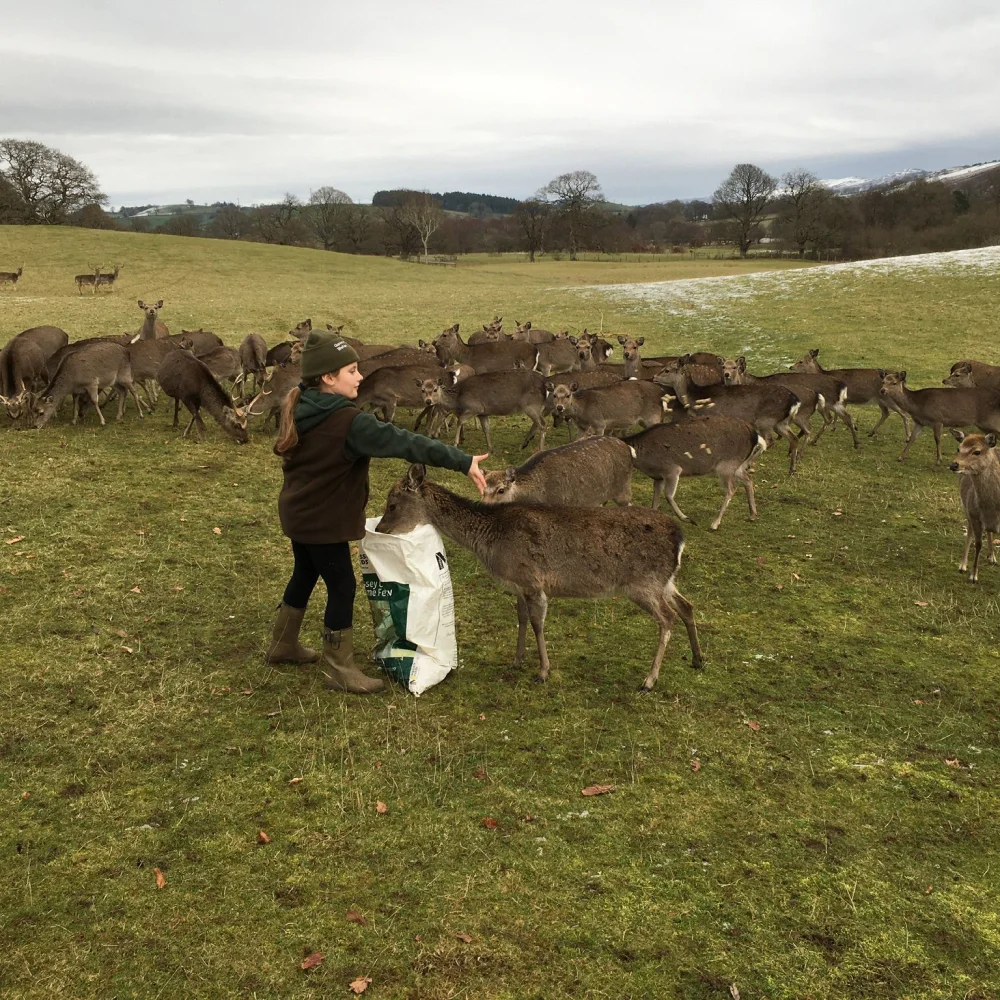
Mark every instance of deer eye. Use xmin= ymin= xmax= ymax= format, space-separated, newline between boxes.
xmin=496 ymin=487 xmax=504 ymax=494
xmin=387 ymin=503 xmax=397 ymax=511
xmin=974 ymin=450 xmax=982 ymax=455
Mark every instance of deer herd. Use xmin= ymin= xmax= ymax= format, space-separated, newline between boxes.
xmin=2 ymin=303 xmax=997 ymax=687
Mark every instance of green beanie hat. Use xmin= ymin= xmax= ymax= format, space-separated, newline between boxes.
xmin=299 ymin=330 xmax=360 ymax=379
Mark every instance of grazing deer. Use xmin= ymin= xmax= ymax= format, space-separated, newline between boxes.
xmin=880 ymin=370 xmax=1000 ymax=463
xmin=0 ymin=265 xmax=23 ymax=289
xmin=544 ymin=378 xmax=666 ymax=437
xmin=0 ymin=337 xmax=46 ymax=408
xmin=32 ymin=342 xmax=144 ymax=428
xmin=790 ymin=348 xmax=908 ymax=439
xmin=156 ymin=349 xmax=248 ymax=443
xmin=135 ymin=300 xmax=169 ymax=339
xmin=94 ymin=263 xmax=123 ymax=293
xmin=483 ymin=436 xmax=633 ymax=507
xmin=625 ymin=416 xmax=766 ymax=530
xmin=75 ymin=264 xmax=101 ymax=295
xmin=247 ymin=342 xmax=304 ymax=428
xmin=236 ymin=333 xmax=268 ymax=394
xmin=376 ymin=464 xmax=702 ymax=690
xmin=949 ymin=430 xmax=1000 ymax=583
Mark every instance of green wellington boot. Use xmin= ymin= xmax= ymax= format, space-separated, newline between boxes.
xmin=321 ymin=628 xmax=384 ymax=694
xmin=266 ymin=603 xmax=320 ymax=664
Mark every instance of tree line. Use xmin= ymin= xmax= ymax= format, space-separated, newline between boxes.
xmin=2 ymin=138 xmax=998 ymax=261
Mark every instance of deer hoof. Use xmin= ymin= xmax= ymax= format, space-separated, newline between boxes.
xmin=637 ymin=682 xmax=654 ymax=693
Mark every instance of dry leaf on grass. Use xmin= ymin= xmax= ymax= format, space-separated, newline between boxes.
xmin=21 ymin=791 xmax=30 ymax=800
xmin=791 ymin=573 xmax=802 ymax=581
xmin=730 ymin=986 xmax=742 ymax=1000
xmin=375 ymin=800 xmax=388 ymax=815
xmin=473 ymin=767 xmax=487 ymax=779
xmin=945 ymin=758 xmax=961 ymax=767
xmin=257 ymin=830 xmax=271 ymax=844
xmin=346 ymin=908 xmax=367 ymax=926
xmin=925 ymin=885 xmax=933 ymax=894
xmin=129 ymin=586 xmax=141 ymax=594
xmin=479 ymin=713 xmax=486 ymax=721
xmin=481 ymin=817 xmax=498 ymax=830
xmin=581 ymin=784 xmax=615 ymax=797
xmin=288 ymin=777 xmax=303 ymax=785
xmin=914 ymin=601 xmax=929 ymax=607
xmin=6 ymin=536 xmax=24 ymax=545
xmin=154 ymin=867 xmax=166 ymax=889
xmin=300 ymin=952 xmax=324 ymax=971
xmin=120 ymin=646 xmax=134 ymax=654
xmin=454 ymin=932 xmax=473 ymax=943
xmin=690 ymin=759 xmax=702 ymax=772
xmin=349 ymin=977 xmax=372 ymax=994
xmin=913 ymin=699 xmax=924 ymax=705
xmin=173 ymin=585 xmax=184 ymax=592
xmin=241 ymin=689 xmax=254 ymax=696
xmin=212 ymin=527 xmax=223 ymax=535
xmin=745 ymin=720 xmax=761 ymax=732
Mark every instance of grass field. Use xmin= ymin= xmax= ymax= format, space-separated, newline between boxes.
xmin=2 ymin=226 xmax=999 ymax=1000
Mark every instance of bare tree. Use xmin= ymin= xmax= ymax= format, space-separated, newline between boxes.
xmin=774 ymin=169 xmax=831 ymax=258
xmin=542 ymin=170 xmax=604 ymax=260
xmin=308 ymin=186 xmax=353 ymax=251
xmin=250 ymin=193 xmax=311 ymax=246
xmin=712 ymin=163 xmax=778 ymax=257
xmin=208 ymin=205 xmax=249 ymax=241
xmin=342 ymin=204 xmax=373 ymax=252
xmin=400 ymin=192 xmax=445 ymax=258
xmin=0 ymin=138 xmax=105 ymax=224
xmin=514 ymin=196 xmax=550 ymax=262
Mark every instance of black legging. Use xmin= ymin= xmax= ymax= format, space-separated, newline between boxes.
xmin=282 ymin=541 xmax=356 ymax=631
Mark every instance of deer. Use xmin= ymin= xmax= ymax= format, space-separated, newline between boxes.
xmin=422 ymin=368 xmax=550 ymax=451
xmin=0 ymin=265 xmax=23 ymax=289
xmin=597 ymin=336 xmax=662 ymax=380
xmin=511 ymin=320 xmax=555 ymax=344
xmin=236 ymin=333 xmax=268 ymax=395
xmin=654 ymin=356 xmax=723 ymax=389
xmin=948 ymin=430 xmax=1000 ymax=583
xmin=544 ymin=378 xmax=666 ymax=437
xmin=654 ymin=366 xmax=803 ymax=474
xmin=483 ymin=435 xmax=633 ymax=507
xmin=468 ymin=316 xmax=505 ymax=345
xmin=790 ymin=348 xmax=908 ymax=439
xmin=879 ymin=371 xmax=1000 ymax=463
xmin=75 ymin=264 xmax=102 ymax=295
xmin=156 ymin=349 xmax=248 ymax=443
xmin=247 ymin=341 xmax=304 ymax=428
xmin=198 ymin=345 xmax=242 ymax=384
xmin=376 ymin=464 xmax=703 ymax=691
xmin=535 ymin=335 xmax=585 ymax=376
xmin=624 ymin=415 xmax=767 ymax=530
xmin=135 ymin=300 xmax=169 ymax=339
xmin=943 ymin=361 xmax=1000 ymax=394
xmin=31 ymin=342 xmax=145 ymax=429
xmin=433 ymin=323 xmax=538 ymax=373
xmin=356 ymin=362 xmax=451 ymax=424
xmin=94 ymin=263 xmax=123 ymax=293
xmin=0 ymin=337 xmax=47 ymax=411
xmin=1 ymin=326 xmax=68 ymax=395
xmin=359 ymin=343 xmax=440 ymax=377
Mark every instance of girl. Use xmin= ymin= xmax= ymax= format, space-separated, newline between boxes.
xmin=268 ymin=328 xmax=487 ymax=693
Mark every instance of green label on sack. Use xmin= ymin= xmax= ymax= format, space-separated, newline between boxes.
xmin=363 ymin=573 xmax=417 ymax=685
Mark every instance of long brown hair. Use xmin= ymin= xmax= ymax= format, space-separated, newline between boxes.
xmin=275 ymin=375 xmax=323 ymax=454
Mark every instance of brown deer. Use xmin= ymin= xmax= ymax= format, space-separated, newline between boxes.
xmin=625 ymin=416 xmax=766 ymax=530
xmin=942 ymin=361 xmax=1000 ymax=394
xmin=433 ymin=323 xmax=538 ymax=373
xmin=511 ymin=320 xmax=555 ymax=344
xmin=422 ymin=368 xmax=550 ymax=451
xmin=135 ymin=300 xmax=169 ymax=339
xmin=198 ymin=345 xmax=242 ymax=384
xmin=949 ymin=430 xmax=1000 ymax=583
xmin=545 ymin=379 xmax=666 ymax=437
xmin=376 ymin=465 xmax=702 ymax=689
xmin=879 ymin=371 xmax=1000 ymax=463
xmin=359 ymin=343 xmax=441 ymax=377
xmin=94 ymin=263 xmax=123 ymax=293
xmin=247 ymin=342 xmax=304 ymax=428
xmin=156 ymin=349 xmax=248 ymax=443
xmin=237 ymin=333 xmax=268 ymax=394
xmin=0 ymin=265 xmax=23 ymax=289
xmin=75 ymin=264 xmax=101 ymax=295
xmin=0 ymin=338 xmax=46 ymax=410
xmin=32 ymin=342 xmax=144 ymax=428
xmin=655 ymin=367 xmax=803 ymax=474
xmin=790 ymin=348 xmax=908 ymax=439
xmin=355 ymin=363 xmax=449 ymax=424
xmin=483 ymin=436 xmax=633 ymax=507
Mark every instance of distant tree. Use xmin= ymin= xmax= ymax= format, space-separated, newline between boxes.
xmin=185 ymin=198 xmax=195 ymax=207
xmin=0 ymin=138 xmax=105 ymax=224
xmin=208 ymin=205 xmax=249 ymax=240
xmin=251 ymin=193 xmax=312 ymax=246
xmin=68 ymin=203 xmax=121 ymax=231
xmin=399 ymin=191 xmax=445 ymax=258
xmin=158 ymin=214 xmax=201 ymax=237
xmin=308 ymin=186 xmax=353 ymax=251
xmin=541 ymin=170 xmax=604 ymax=260
xmin=774 ymin=169 xmax=830 ymax=258
xmin=341 ymin=204 xmax=373 ymax=252
xmin=378 ymin=203 xmax=423 ymax=257
xmin=514 ymin=196 xmax=551 ymax=261
xmin=712 ymin=163 xmax=778 ymax=257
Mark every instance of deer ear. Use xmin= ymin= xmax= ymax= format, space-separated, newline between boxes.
xmin=155 ymin=300 xmax=163 ymax=309
xmin=950 ymin=428 xmax=966 ymax=443
xmin=810 ymin=349 xmax=819 ymax=358
xmin=987 ymin=433 xmax=998 ymax=448
xmin=737 ymin=357 xmax=747 ymax=372
xmin=716 ymin=356 xmax=725 ymax=366
xmin=544 ymin=380 xmax=554 ymax=391
xmin=569 ymin=336 xmax=578 ymax=345
xmin=636 ymin=337 xmax=644 ymax=346
xmin=137 ymin=300 xmax=145 ymax=308
xmin=617 ymin=335 xmax=627 ymax=344
xmin=899 ymin=370 xmax=906 ymax=382
xmin=414 ymin=378 xmax=424 ymax=387
xmin=405 ymin=464 xmax=426 ymax=490
xmin=570 ymin=381 xmax=579 ymax=392
xmin=877 ymin=369 xmax=887 ymax=379
xmin=451 ymin=323 xmax=460 ymax=333
xmin=504 ymin=466 xmax=517 ymax=484
xmin=525 ymin=322 xmax=532 ymax=329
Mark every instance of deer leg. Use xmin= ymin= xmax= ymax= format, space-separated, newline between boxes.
xmin=809 ymin=402 xmax=832 ymax=445
xmin=776 ymin=422 xmax=800 ymax=474
xmin=477 ymin=415 xmax=492 ymax=452
xmin=514 ymin=594 xmax=529 ymax=667
xmin=710 ymin=471 xmax=740 ymax=531
xmin=524 ymin=592 xmax=551 ymax=682
xmin=671 ymin=590 xmax=703 ymax=669
xmin=835 ymin=404 xmax=860 ymax=448
xmin=87 ymin=383 xmax=106 ymax=426
xmin=989 ymin=532 xmax=997 ymax=566
xmin=970 ymin=522 xmax=983 ymax=583
xmin=793 ymin=409 xmax=813 ymax=444
xmin=628 ymin=585 xmax=676 ymax=691
xmin=384 ymin=400 xmax=396 ymax=424
xmin=899 ymin=422 xmax=924 ymax=461
xmin=868 ymin=401 xmax=893 ymax=438
xmin=959 ymin=523 xmax=973 ymax=573
xmin=196 ymin=411 xmax=208 ymax=440
xmin=173 ymin=397 xmax=182 ymax=428
xmin=182 ymin=403 xmax=199 ymax=438
xmin=933 ymin=424 xmax=944 ymax=464
xmin=662 ymin=468 xmax=690 ymax=522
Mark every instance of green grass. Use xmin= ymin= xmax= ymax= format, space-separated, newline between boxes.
xmin=2 ymin=226 xmax=999 ymax=999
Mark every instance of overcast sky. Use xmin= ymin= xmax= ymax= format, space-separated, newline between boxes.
xmin=2 ymin=0 xmax=998 ymax=207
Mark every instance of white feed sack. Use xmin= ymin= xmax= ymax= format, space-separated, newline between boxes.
xmin=359 ymin=517 xmax=457 ymax=695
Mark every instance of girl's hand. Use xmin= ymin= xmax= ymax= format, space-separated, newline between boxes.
xmin=467 ymin=454 xmax=489 ymax=496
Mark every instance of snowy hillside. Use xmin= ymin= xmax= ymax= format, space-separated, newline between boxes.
xmin=821 ymin=160 xmax=1000 ymax=195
